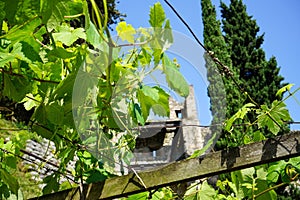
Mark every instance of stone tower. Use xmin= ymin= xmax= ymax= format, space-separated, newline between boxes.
xmin=129 ymin=85 xmax=210 ymax=172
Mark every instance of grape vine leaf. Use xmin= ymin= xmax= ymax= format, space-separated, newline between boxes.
xmin=141 ymin=85 xmax=159 ymax=101
xmin=0 ymin=168 xmax=19 ymax=195
xmin=256 ymin=100 xmax=291 ymax=135
xmin=45 ymin=101 xmax=64 ymax=125
xmin=162 ymin=55 xmax=189 ymax=97
xmin=86 ymin=20 xmax=102 ymax=47
xmin=53 ymin=25 xmax=86 ymax=46
xmin=185 ymin=181 xmax=217 ymax=200
xmin=225 ymin=103 xmax=256 ymax=132
xmin=116 ymin=21 xmax=136 ymax=43
xmin=149 ymin=2 xmax=166 ymax=28
xmin=0 ymin=42 xmax=31 ymax=66
xmin=138 ymin=86 xmax=170 ymax=120
xmin=276 ymin=83 xmax=294 ymax=97
xmin=3 ymin=74 xmax=31 ymax=102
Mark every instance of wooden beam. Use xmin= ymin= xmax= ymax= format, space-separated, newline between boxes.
xmin=30 ymin=131 xmax=300 ymax=200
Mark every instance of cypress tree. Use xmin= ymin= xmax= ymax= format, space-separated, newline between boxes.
xmin=221 ymin=0 xmax=284 ymax=107
xmin=201 ymin=0 xmax=244 ymax=148
xmin=202 ymin=0 xmax=286 ymax=149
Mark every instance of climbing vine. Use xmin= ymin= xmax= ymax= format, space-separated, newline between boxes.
xmin=0 ymin=0 xmax=189 ymax=198
xmin=0 ymin=0 xmax=300 ymax=199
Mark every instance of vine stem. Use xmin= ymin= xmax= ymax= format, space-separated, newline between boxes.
xmin=90 ymin=0 xmax=103 ymax=32
xmin=254 ymin=173 xmax=299 ymax=199
xmin=102 ymin=0 xmax=108 ymax=31
xmin=64 ymin=13 xmax=84 ymax=18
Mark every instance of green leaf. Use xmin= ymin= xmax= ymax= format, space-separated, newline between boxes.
xmin=5 ymin=156 xmax=17 ymax=169
xmin=116 ymin=21 xmax=136 ymax=43
xmin=45 ymin=101 xmax=64 ymax=125
xmin=225 ymin=103 xmax=256 ymax=132
xmin=141 ymin=85 xmax=159 ymax=101
xmin=40 ymin=0 xmax=56 ymax=24
xmin=127 ymin=192 xmax=149 ymax=200
xmin=33 ymin=103 xmax=47 ymax=124
xmin=133 ymin=103 xmax=145 ymax=125
xmin=86 ymin=20 xmax=102 ymax=47
xmin=267 ymin=160 xmax=286 ymax=183
xmin=53 ymin=25 xmax=86 ymax=46
xmin=47 ymin=47 xmax=75 ymax=59
xmin=0 ymin=42 xmax=31 ymax=66
xmin=153 ymin=86 xmax=170 ymax=117
xmin=276 ymin=83 xmax=294 ymax=97
xmin=72 ymin=70 xmax=98 ymax=107
xmin=138 ymin=48 xmax=152 ymax=66
xmin=189 ymin=132 xmax=217 ymax=159
xmin=137 ymin=86 xmax=170 ymax=120
xmin=149 ymin=2 xmax=166 ymax=28
xmin=3 ymin=74 xmax=31 ymax=102
xmin=252 ymin=131 xmax=266 ymax=142
xmin=288 ymin=156 xmax=300 ymax=169
xmin=0 ymin=168 xmax=19 ymax=195
xmin=256 ymin=100 xmax=291 ymax=135
xmin=52 ymin=73 xmax=75 ymax=101
xmin=152 ymin=48 xmax=162 ymax=65
xmin=20 ymin=41 xmax=42 ymax=62
xmin=152 ymin=104 xmax=168 ymax=117
xmin=2 ymin=0 xmax=18 ymax=25
xmin=42 ymin=175 xmax=59 ymax=194
xmin=85 ymin=169 xmax=108 ymax=183
xmin=162 ymin=55 xmax=189 ymax=97
xmin=185 ymin=181 xmax=217 ymax=200
xmin=46 ymin=0 xmax=69 ymax=31
xmin=6 ymin=17 xmax=43 ymax=51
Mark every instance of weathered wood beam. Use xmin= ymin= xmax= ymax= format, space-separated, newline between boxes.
xmin=31 ymin=131 xmax=300 ymax=200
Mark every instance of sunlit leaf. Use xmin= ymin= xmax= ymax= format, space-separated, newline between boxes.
xmin=185 ymin=181 xmax=217 ymax=200
xmin=225 ymin=103 xmax=256 ymax=132
xmin=53 ymin=25 xmax=86 ymax=46
xmin=276 ymin=83 xmax=294 ymax=97
xmin=86 ymin=20 xmax=102 ymax=47
xmin=149 ymin=2 xmax=166 ymax=28
xmin=116 ymin=21 xmax=136 ymax=43
xmin=141 ymin=85 xmax=159 ymax=101
xmin=47 ymin=47 xmax=75 ymax=59
xmin=127 ymin=192 xmax=149 ymax=200
xmin=256 ymin=100 xmax=291 ymax=135
xmin=133 ymin=103 xmax=145 ymax=125
xmin=162 ymin=55 xmax=189 ymax=97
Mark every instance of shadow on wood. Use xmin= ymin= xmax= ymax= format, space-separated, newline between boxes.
xmin=30 ymin=131 xmax=300 ymax=200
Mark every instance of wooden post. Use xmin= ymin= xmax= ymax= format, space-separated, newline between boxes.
xmin=30 ymin=131 xmax=300 ymax=200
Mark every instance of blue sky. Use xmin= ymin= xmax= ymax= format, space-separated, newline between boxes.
xmin=114 ymin=0 xmax=300 ymax=130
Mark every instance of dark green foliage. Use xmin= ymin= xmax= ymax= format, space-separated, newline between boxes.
xmin=220 ymin=0 xmax=284 ymax=106
xmin=201 ymin=0 xmax=244 ymax=147
xmin=202 ymin=0 xmax=287 ymax=149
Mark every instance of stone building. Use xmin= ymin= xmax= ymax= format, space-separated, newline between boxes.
xmin=128 ymin=85 xmax=211 ymax=172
